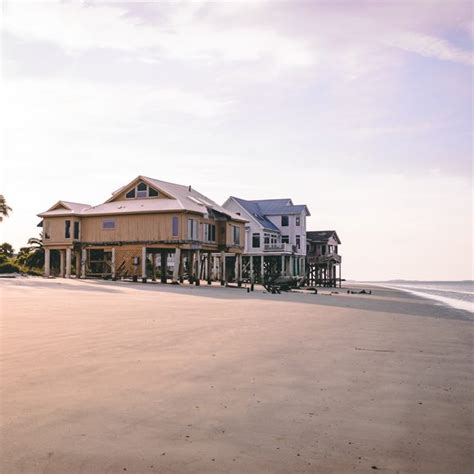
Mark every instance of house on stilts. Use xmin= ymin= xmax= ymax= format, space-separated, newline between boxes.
xmin=221 ymin=197 xmax=310 ymax=283
xmin=38 ymin=176 xmax=247 ymax=285
xmin=306 ymin=230 xmax=342 ymax=287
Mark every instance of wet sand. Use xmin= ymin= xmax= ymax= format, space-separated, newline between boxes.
xmin=0 ymin=278 xmax=472 ymax=473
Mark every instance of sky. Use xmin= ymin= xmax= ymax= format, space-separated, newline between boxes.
xmin=0 ymin=0 xmax=472 ymax=281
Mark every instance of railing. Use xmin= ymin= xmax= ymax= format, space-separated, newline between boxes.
xmin=263 ymin=243 xmax=293 ymax=253
xmin=308 ymin=252 xmax=342 ymax=264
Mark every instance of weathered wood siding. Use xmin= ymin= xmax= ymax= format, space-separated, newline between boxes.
xmin=43 ymin=216 xmax=80 ymax=245
xmin=80 ymin=213 xmax=188 ymax=242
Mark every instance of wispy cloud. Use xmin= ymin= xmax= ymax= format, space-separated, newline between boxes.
xmin=2 ymin=1 xmax=313 ymax=69
xmin=384 ymin=31 xmax=474 ymax=66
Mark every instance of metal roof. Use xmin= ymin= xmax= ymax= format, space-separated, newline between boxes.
xmin=38 ymin=176 xmax=246 ymax=222
xmin=307 ymin=230 xmax=341 ymax=244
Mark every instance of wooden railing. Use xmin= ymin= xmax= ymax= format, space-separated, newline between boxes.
xmin=263 ymin=243 xmax=293 ymax=253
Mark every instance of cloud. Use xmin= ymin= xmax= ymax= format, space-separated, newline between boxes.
xmin=3 ymin=78 xmax=232 ymax=139
xmin=383 ymin=31 xmax=474 ymax=66
xmin=2 ymin=1 xmax=313 ymax=69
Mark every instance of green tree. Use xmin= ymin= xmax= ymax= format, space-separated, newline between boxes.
xmin=0 ymin=195 xmax=12 ymax=222
xmin=0 ymin=242 xmax=14 ymax=258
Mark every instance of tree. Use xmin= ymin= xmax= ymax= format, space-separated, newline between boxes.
xmin=0 ymin=242 xmax=14 ymax=258
xmin=0 ymin=195 xmax=12 ymax=222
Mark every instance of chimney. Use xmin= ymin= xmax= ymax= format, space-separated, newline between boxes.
xmin=188 ymin=185 xmax=192 ymax=192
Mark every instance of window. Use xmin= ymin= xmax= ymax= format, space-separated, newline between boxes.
xmin=296 ymin=235 xmax=301 ymax=249
xmin=282 ymin=235 xmax=289 ymax=244
xmin=172 ymin=216 xmax=179 ymax=237
xmin=264 ymin=233 xmax=270 ymax=244
xmin=296 ymin=216 xmax=301 ymax=226
xmin=233 ymin=225 xmax=241 ymax=245
xmin=188 ymin=218 xmax=198 ymax=240
xmin=125 ymin=182 xmax=159 ymax=199
xmin=65 ymin=220 xmax=71 ymax=238
xmin=204 ymin=223 xmax=216 ymax=242
xmin=74 ymin=221 xmax=80 ymax=239
xmin=102 ymin=219 xmax=116 ymax=230
xmin=252 ymin=233 xmax=260 ymax=248
xmin=44 ymin=221 xmax=51 ymax=239
xmin=136 ymin=182 xmax=147 ymax=198
xmin=281 ymin=215 xmax=289 ymax=226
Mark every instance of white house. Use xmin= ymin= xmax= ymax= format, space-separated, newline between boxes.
xmin=222 ymin=197 xmax=310 ymax=280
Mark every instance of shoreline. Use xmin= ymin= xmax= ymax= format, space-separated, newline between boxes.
xmin=368 ymin=282 xmax=473 ymax=314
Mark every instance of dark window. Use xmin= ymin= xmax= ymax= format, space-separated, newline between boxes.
xmin=264 ymin=234 xmax=270 ymax=244
xmin=102 ymin=219 xmax=116 ymax=230
xmin=172 ymin=216 xmax=179 ymax=237
xmin=296 ymin=216 xmax=301 ymax=226
xmin=296 ymin=235 xmax=301 ymax=249
xmin=74 ymin=221 xmax=80 ymax=239
xmin=148 ymin=187 xmax=159 ymax=197
xmin=136 ymin=182 xmax=147 ymax=198
xmin=209 ymin=224 xmax=216 ymax=241
xmin=252 ymin=233 xmax=260 ymax=248
xmin=282 ymin=235 xmax=289 ymax=244
xmin=233 ymin=226 xmax=240 ymax=245
xmin=126 ymin=189 xmax=136 ymax=198
xmin=281 ymin=215 xmax=289 ymax=226
xmin=65 ymin=220 xmax=71 ymax=238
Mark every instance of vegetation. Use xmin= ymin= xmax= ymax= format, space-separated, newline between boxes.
xmin=0 ymin=236 xmax=47 ymax=275
xmin=0 ymin=195 xmax=12 ymax=222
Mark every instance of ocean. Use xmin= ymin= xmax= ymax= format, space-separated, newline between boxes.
xmin=378 ymin=280 xmax=473 ymax=313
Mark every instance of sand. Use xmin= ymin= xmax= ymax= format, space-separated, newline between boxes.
xmin=0 ymin=277 xmax=472 ymax=473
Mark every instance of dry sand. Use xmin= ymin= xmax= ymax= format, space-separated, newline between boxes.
xmin=0 ymin=277 xmax=472 ymax=473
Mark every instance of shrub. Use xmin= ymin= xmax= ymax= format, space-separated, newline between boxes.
xmin=26 ymin=268 xmax=43 ymax=276
xmin=0 ymin=262 xmax=22 ymax=274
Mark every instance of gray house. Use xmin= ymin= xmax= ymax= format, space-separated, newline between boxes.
xmin=222 ymin=197 xmax=310 ymax=281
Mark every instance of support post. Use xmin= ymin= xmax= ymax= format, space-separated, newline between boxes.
xmin=339 ymin=262 xmax=342 ymax=288
xmin=172 ymin=248 xmax=181 ymax=283
xmin=207 ymin=252 xmax=212 ymax=285
xmin=212 ymin=254 xmax=217 ymax=281
xmin=250 ymin=256 xmax=254 ymax=284
xmin=111 ymin=247 xmax=116 ymax=280
xmin=261 ymin=255 xmax=264 ymax=282
xmin=65 ymin=248 xmax=72 ymax=278
xmin=75 ymin=251 xmax=81 ymax=277
xmin=161 ymin=251 xmax=168 ymax=283
xmin=44 ymin=248 xmax=50 ymax=277
xmin=81 ymin=248 xmax=86 ymax=278
xmin=220 ymin=251 xmax=226 ymax=286
xmin=59 ymin=250 xmax=65 ymax=277
xmin=195 ymin=250 xmax=201 ymax=285
xmin=236 ymin=254 xmax=242 ymax=287
xmin=141 ymin=246 xmax=147 ymax=282
xmin=281 ymin=255 xmax=285 ymax=276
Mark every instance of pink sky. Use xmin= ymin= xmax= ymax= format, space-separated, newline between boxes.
xmin=1 ymin=1 xmax=472 ymax=280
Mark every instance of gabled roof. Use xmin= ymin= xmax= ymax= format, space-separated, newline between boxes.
xmin=227 ymin=196 xmax=310 ymax=232
xmin=38 ymin=200 xmax=91 ymax=216
xmin=307 ymin=230 xmax=341 ymax=244
xmin=246 ymin=198 xmax=310 ymax=216
xmin=38 ymin=176 xmax=246 ymax=222
xmin=231 ymin=197 xmax=280 ymax=232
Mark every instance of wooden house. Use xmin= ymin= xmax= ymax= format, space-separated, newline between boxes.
xmin=306 ymin=230 xmax=342 ymax=287
xmin=38 ymin=176 xmax=247 ymax=285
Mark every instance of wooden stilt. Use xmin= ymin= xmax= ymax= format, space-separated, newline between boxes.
xmin=161 ymin=251 xmax=168 ymax=283
xmin=44 ymin=248 xmax=50 ymax=277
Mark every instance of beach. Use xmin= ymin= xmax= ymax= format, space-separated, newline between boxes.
xmin=0 ymin=278 xmax=472 ymax=473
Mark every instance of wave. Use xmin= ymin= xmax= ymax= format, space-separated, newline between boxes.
xmin=374 ymin=284 xmax=473 ymax=313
